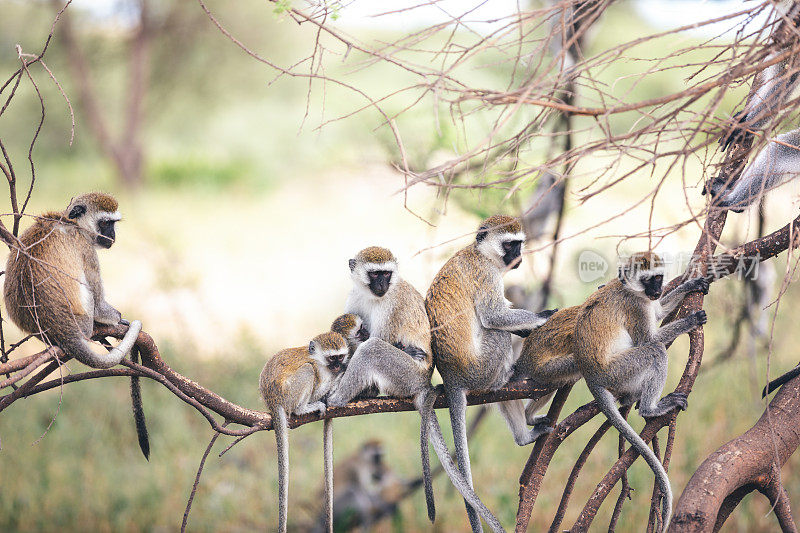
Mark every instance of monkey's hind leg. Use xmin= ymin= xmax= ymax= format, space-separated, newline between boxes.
xmin=636 ymin=344 xmax=688 ymax=419
xmin=524 ymin=391 xmax=555 ymax=426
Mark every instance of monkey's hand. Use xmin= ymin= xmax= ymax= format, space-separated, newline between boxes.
xmin=511 ymin=328 xmax=532 ymax=338
xmin=690 ymin=310 xmax=707 ymax=328
xmin=539 ymin=308 xmax=559 ymax=319
xmin=119 ymin=318 xmax=130 ymax=326
xmin=684 ymin=277 xmax=710 ymax=295
xmin=718 ymin=109 xmax=752 ymax=152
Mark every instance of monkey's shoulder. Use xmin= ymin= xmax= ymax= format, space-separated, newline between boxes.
xmin=262 ymin=347 xmax=314 ymax=380
xmin=15 ymin=212 xmax=82 ymax=260
xmin=426 ymin=247 xmax=491 ymax=320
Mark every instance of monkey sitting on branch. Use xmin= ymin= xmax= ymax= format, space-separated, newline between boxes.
xmin=3 ymin=192 xmax=145 ymax=454
xmin=4 ymin=192 xmax=142 ymax=368
xmin=573 ymin=252 xmax=708 ymax=532
xmin=327 ymin=246 xmax=503 ymax=532
xmin=426 ymin=215 xmax=557 ymax=533
xmin=259 ymin=331 xmax=350 ymax=533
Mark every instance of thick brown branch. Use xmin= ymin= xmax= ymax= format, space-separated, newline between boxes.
xmin=671 ymin=377 xmax=800 ymax=532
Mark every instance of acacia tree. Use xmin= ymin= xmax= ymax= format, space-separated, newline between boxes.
xmin=3 ymin=1 xmax=800 ymax=531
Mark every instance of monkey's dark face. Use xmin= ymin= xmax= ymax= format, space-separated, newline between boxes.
xmin=326 ymin=352 xmax=346 ymax=374
xmin=367 ymin=270 xmax=393 ymax=297
xmin=96 ymin=218 xmax=117 ymax=249
xmin=638 ymin=272 xmax=664 ymax=300
xmin=502 ymin=239 xmax=523 ymax=269
xmin=355 ymin=323 xmax=370 ymax=342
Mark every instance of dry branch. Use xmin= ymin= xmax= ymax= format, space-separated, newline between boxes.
xmin=0 ymin=325 xmax=555 ymax=435
xmin=671 ymin=375 xmax=800 ymax=532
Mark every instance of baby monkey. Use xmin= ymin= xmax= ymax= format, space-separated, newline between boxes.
xmin=260 ymin=331 xmax=349 ymax=533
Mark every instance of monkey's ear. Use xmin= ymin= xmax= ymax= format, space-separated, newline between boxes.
xmin=68 ymin=205 xmax=86 ymax=219
xmin=476 ymin=225 xmax=489 ymax=243
xmin=308 ymin=341 xmax=316 ymax=354
xmin=348 ymin=259 xmax=356 ymax=271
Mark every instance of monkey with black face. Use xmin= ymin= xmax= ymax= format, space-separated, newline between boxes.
xmin=574 ymin=252 xmax=708 ymax=532
xmin=327 ymin=246 xmax=503 ymax=532
xmin=260 ymin=331 xmax=349 ymax=533
xmin=4 ymin=192 xmax=142 ymax=367
xmin=426 ymin=215 xmax=556 ymax=533
xmin=508 ymin=259 xmax=710 ymax=436
xmin=3 ymin=192 xmax=145 ymax=455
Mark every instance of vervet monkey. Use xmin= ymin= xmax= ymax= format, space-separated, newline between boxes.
xmin=719 ymin=50 xmax=800 ymax=152
xmin=574 ymin=252 xmax=708 ymax=532
xmin=4 ymin=192 xmax=142 ymax=367
xmin=327 ymin=246 xmax=503 ymax=532
xmin=312 ymin=439 xmax=404 ymax=532
xmin=259 ymin=331 xmax=348 ymax=533
xmin=330 ymin=313 xmax=370 ymax=356
xmin=511 ymin=305 xmax=582 ymax=427
xmin=3 ymin=192 xmax=145 ymax=454
xmin=425 ymin=215 xmax=555 ymax=533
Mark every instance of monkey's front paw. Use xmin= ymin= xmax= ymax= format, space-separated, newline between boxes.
xmin=317 ymin=404 xmax=327 ymax=416
xmin=119 ymin=318 xmax=130 ymax=326
xmin=686 ymin=277 xmax=710 ymax=295
xmin=692 ymin=310 xmax=707 ymax=327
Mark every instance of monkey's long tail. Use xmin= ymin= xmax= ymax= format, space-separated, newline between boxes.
xmin=414 ymin=392 xmax=436 ymax=522
xmin=763 ymin=364 xmax=800 ymax=397
xmin=60 ymin=320 xmax=142 ymax=369
xmin=421 ymin=388 xmax=506 ymax=533
xmin=274 ymin=406 xmax=290 ymax=533
xmin=129 ymin=345 xmax=150 ymax=460
xmin=593 ymin=386 xmax=672 ymax=533
xmin=322 ymin=418 xmax=333 ymax=533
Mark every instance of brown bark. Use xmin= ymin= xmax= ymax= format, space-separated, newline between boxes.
xmin=671 ymin=377 xmax=800 ymax=532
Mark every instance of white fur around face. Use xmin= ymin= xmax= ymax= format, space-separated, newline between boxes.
xmin=100 ymin=211 xmax=122 ymax=222
xmin=623 ymin=267 xmax=665 ymax=294
xmin=477 ymin=231 xmax=525 ymax=270
xmin=350 ymin=261 xmax=398 ymax=296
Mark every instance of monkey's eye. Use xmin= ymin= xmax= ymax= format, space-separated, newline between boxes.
xmin=368 ymin=271 xmax=379 ymax=280
xmin=654 ymin=275 xmax=663 ymax=284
